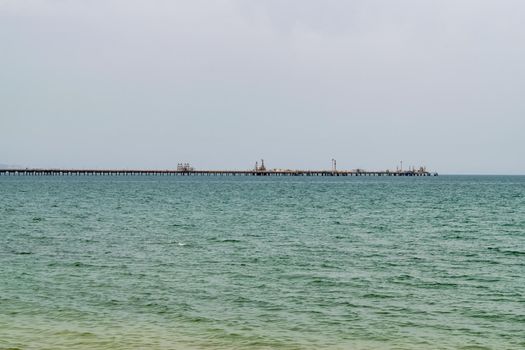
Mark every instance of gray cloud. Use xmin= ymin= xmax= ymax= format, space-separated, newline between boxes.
xmin=1 ymin=0 xmax=524 ymax=173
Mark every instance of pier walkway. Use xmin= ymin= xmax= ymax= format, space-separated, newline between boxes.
xmin=0 ymin=169 xmax=437 ymax=176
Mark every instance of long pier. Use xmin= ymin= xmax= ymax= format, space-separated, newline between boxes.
xmin=0 ymin=169 xmax=437 ymax=176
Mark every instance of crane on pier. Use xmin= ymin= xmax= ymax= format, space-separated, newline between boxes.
xmin=254 ymin=159 xmax=266 ymax=171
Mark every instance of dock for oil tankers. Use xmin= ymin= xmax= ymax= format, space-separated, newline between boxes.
xmin=0 ymin=169 xmax=437 ymax=176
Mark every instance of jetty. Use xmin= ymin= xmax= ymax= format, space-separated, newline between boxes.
xmin=0 ymin=164 xmax=437 ymax=177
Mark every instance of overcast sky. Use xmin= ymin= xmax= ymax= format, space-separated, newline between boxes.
xmin=1 ymin=0 xmax=524 ymax=174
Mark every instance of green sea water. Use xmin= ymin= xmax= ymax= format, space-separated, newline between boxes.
xmin=1 ymin=175 xmax=524 ymax=350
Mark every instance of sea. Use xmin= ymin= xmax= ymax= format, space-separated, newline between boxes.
xmin=0 ymin=175 xmax=524 ymax=350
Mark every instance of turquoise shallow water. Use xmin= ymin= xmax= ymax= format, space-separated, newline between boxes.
xmin=1 ymin=175 xmax=524 ymax=349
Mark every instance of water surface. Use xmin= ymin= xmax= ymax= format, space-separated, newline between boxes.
xmin=1 ymin=175 xmax=524 ymax=349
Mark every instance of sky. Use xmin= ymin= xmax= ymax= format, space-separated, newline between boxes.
xmin=1 ymin=0 xmax=524 ymax=174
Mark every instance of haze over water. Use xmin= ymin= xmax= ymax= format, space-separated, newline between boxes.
xmin=1 ymin=175 xmax=524 ymax=349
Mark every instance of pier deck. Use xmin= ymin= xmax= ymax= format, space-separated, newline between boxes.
xmin=0 ymin=169 xmax=437 ymax=176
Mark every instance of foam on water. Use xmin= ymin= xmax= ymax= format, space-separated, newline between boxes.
xmin=0 ymin=175 xmax=524 ymax=349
